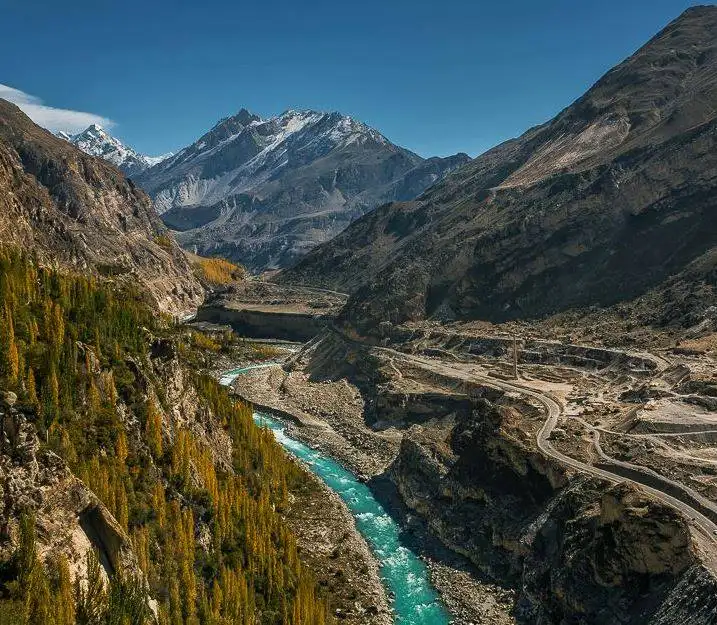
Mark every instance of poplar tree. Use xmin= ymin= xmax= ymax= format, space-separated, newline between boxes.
xmin=115 ymin=430 xmax=128 ymax=467
xmin=74 ymin=550 xmax=106 ymax=625
xmin=26 ymin=367 xmax=38 ymax=409
xmin=53 ymin=555 xmax=76 ymax=625
xmin=0 ymin=304 xmax=19 ymax=383
xmin=145 ymin=399 xmax=163 ymax=459
xmin=24 ymin=562 xmax=52 ymax=625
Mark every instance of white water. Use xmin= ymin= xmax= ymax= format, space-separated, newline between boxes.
xmin=221 ymin=366 xmax=451 ymax=625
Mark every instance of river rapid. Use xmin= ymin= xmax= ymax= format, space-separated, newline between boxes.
xmin=221 ymin=366 xmax=451 ymax=625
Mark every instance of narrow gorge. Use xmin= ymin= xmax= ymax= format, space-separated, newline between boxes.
xmin=222 ymin=365 xmax=450 ymax=625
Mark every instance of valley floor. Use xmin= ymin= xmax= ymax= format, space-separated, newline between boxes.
xmin=229 ymin=362 xmax=518 ymax=624
xmin=226 ymin=316 xmax=717 ymax=624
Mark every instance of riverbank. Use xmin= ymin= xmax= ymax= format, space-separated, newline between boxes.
xmin=283 ymin=462 xmax=393 ymax=625
xmin=229 ymin=364 xmax=517 ymax=625
xmin=230 ymin=364 xmax=399 ymax=477
xmin=255 ymin=413 xmax=451 ymax=625
xmin=220 ymin=366 xmax=392 ymax=624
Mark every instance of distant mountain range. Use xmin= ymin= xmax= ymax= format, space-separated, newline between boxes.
xmin=58 ymin=124 xmax=172 ymax=177
xmin=135 ymin=109 xmax=469 ymax=271
xmin=282 ymin=6 xmax=717 ymax=333
xmin=61 ymin=110 xmax=469 ymax=272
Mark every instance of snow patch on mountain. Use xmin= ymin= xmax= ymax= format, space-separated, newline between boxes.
xmin=145 ymin=152 xmax=174 ymax=166
xmin=141 ymin=108 xmax=400 ymax=214
xmin=133 ymin=105 xmax=470 ymax=271
xmin=58 ymin=124 xmax=170 ymax=176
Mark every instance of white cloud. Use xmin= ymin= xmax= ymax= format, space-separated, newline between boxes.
xmin=0 ymin=83 xmax=115 ymax=134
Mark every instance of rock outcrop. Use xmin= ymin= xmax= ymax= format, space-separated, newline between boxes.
xmin=389 ymin=394 xmax=717 ymax=624
xmin=0 ymin=99 xmax=203 ymax=317
xmin=0 ymin=400 xmax=140 ymax=583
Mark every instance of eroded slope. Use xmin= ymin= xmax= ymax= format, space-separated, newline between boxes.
xmin=0 ymin=99 xmax=202 ymax=316
xmin=283 ymin=6 xmax=717 ymax=331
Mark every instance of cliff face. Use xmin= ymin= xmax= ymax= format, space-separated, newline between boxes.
xmin=0 ymin=393 xmax=141 ymax=583
xmin=389 ymin=396 xmax=717 ymax=624
xmin=0 ymin=335 xmax=228 ymax=590
xmin=0 ymin=99 xmax=202 ymax=317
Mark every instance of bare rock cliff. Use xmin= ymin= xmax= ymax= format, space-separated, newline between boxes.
xmin=0 ymin=396 xmax=140 ymax=582
xmin=0 ymin=99 xmax=203 ymax=317
xmin=389 ymin=395 xmax=717 ymax=624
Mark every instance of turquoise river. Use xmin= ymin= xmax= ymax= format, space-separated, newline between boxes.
xmin=221 ymin=366 xmax=451 ymax=625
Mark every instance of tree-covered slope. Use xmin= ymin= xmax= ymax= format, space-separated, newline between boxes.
xmin=0 ymin=249 xmax=331 ymax=625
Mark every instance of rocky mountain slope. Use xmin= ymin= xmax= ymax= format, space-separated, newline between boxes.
xmin=0 ymin=99 xmax=202 ymax=316
xmin=0 ymin=392 xmax=142 ymax=586
xmin=135 ymin=108 xmax=469 ymax=271
xmin=58 ymin=124 xmax=170 ymax=177
xmin=282 ymin=6 xmax=717 ymax=333
xmin=390 ymin=395 xmax=717 ymax=625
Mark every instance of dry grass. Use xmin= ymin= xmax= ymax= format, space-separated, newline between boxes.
xmin=249 ymin=343 xmax=282 ymax=360
xmin=679 ymin=333 xmax=717 ymax=353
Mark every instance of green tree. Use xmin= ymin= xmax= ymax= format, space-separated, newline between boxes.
xmin=16 ymin=515 xmax=36 ymax=590
xmin=24 ymin=563 xmax=53 ymax=625
xmin=74 ymin=550 xmax=106 ymax=625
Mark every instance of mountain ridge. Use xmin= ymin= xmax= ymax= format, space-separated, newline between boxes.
xmin=0 ymin=98 xmax=202 ymax=316
xmin=135 ymin=108 xmax=470 ymax=271
xmin=280 ymin=5 xmax=717 ymax=333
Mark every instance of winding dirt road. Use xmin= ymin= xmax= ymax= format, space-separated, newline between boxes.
xmin=314 ymin=326 xmax=717 ymax=552
xmin=492 ymin=374 xmax=717 ymax=545
xmin=369 ymin=343 xmax=717 ymax=546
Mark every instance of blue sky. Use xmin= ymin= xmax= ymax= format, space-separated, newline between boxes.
xmin=0 ymin=0 xmax=709 ymax=157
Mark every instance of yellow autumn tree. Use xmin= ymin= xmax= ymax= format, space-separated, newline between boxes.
xmin=24 ymin=559 xmax=51 ymax=625
xmin=115 ymin=430 xmax=128 ymax=467
xmin=0 ymin=305 xmax=19 ymax=383
xmin=145 ymin=398 xmax=163 ymax=459
xmin=53 ymin=555 xmax=75 ymax=625
xmin=26 ymin=367 xmax=38 ymax=409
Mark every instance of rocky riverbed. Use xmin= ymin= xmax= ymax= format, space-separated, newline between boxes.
xmin=283 ymin=464 xmax=393 ymax=625
xmin=229 ymin=364 xmax=518 ymax=625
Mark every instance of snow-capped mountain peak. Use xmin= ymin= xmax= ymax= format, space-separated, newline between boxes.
xmin=58 ymin=125 xmax=171 ymax=176
xmin=133 ymin=106 xmax=469 ymax=272
xmin=141 ymin=107 xmax=401 ymax=216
